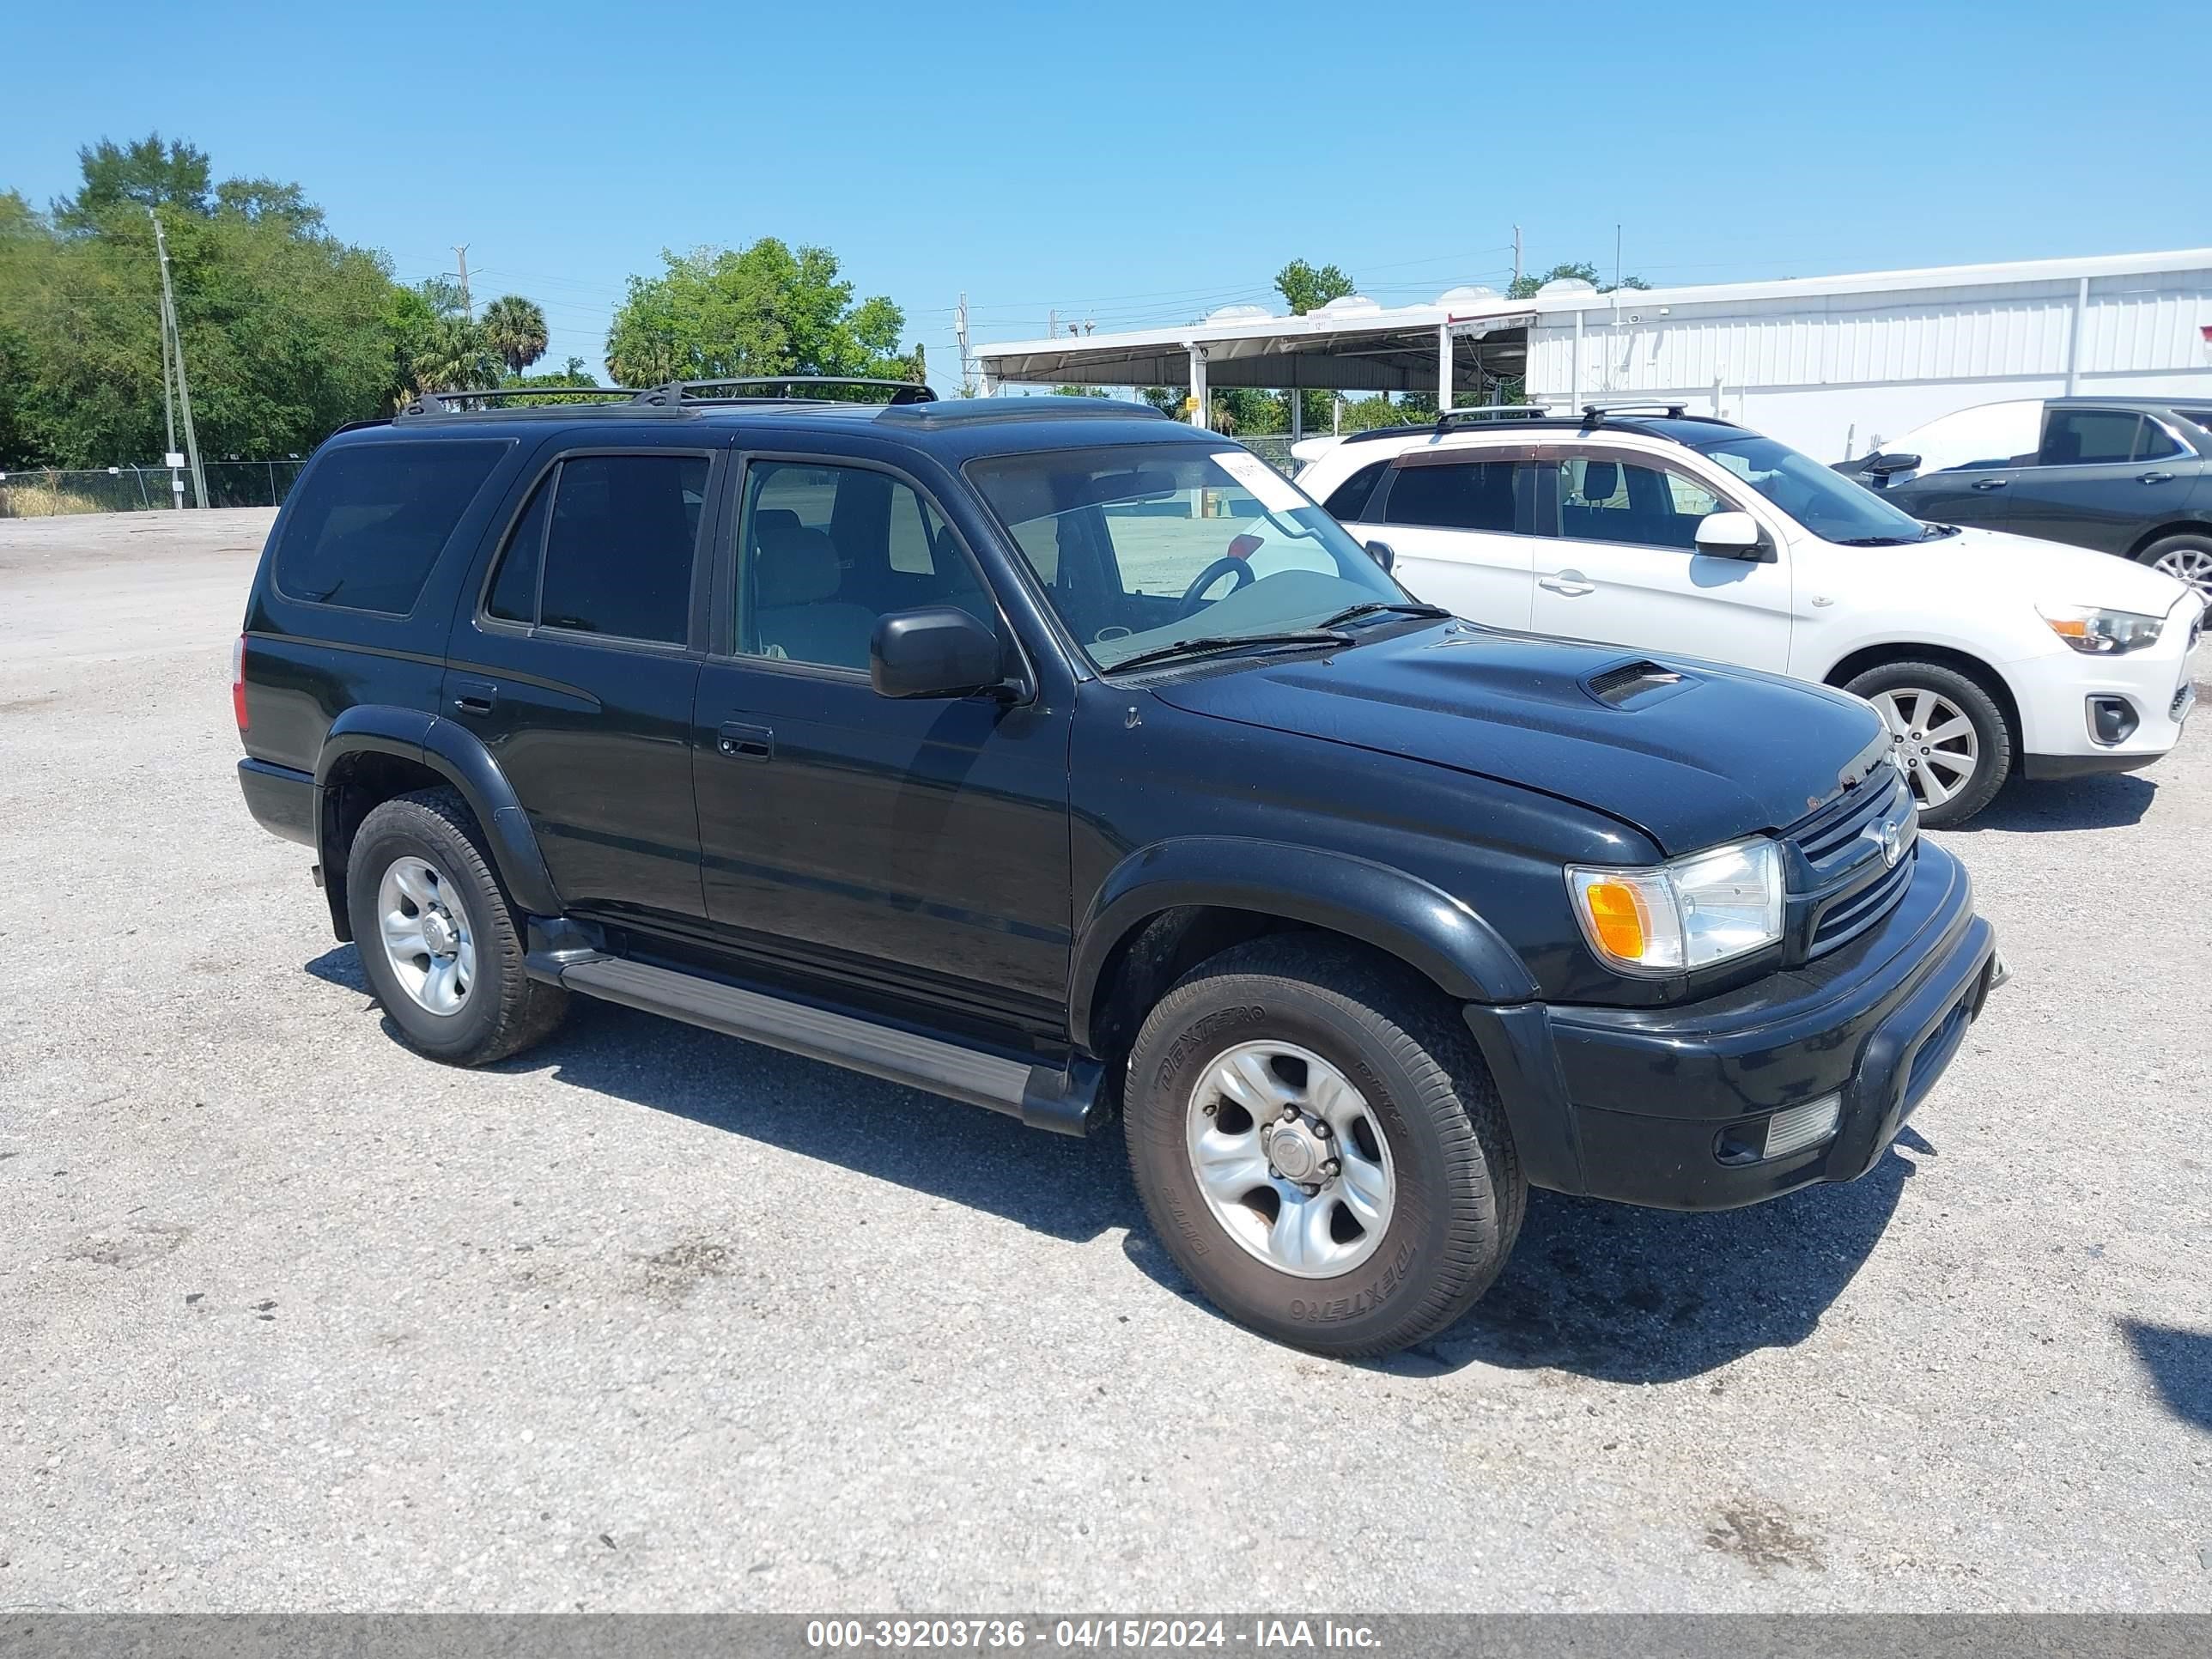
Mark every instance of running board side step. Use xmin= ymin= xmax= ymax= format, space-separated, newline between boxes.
xmin=557 ymin=957 xmax=1107 ymax=1137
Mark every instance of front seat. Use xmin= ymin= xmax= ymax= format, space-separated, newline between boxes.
xmin=750 ymin=513 xmax=878 ymax=669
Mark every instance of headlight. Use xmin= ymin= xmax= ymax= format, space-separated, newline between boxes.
xmin=1566 ymin=836 xmax=1784 ymax=975
xmin=2037 ymin=604 xmax=2163 ymax=655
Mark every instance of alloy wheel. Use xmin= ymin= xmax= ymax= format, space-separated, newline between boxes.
xmin=1869 ymin=687 xmax=1979 ymax=811
xmin=2151 ymin=543 xmax=2212 ymax=598
xmin=1184 ymin=1041 xmax=1396 ymax=1279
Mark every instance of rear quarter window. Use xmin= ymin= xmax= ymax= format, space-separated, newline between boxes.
xmin=272 ymin=440 xmax=511 ymax=615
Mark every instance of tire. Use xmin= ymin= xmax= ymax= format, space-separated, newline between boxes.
xmin=1123 ymin=936 xmax=1525 ymax=1358
xmin=2136 ymin=532 xmax=2212 ymax=600
xmin=1844 ymin=659 xmax=2012 ymax=829
xmin=345 ymin=787 xmax=568 ymax=1066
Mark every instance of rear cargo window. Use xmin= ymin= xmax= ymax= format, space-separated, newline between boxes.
xmin=273 ymin=441 xmax=508 ymax=614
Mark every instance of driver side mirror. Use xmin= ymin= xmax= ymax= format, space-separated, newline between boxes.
xmin=1361 ymin=538 xmax=1395 ymax=574
xmin=1693 ymin=510 xmax=1775 ymax=562
xmin=1863 ymin=451 xmax=1921 ymax=477
xmin=871 ymin=607 xmax=1008 ymax=700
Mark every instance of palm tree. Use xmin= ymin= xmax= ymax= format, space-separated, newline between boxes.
xmin=481 ymin=295 xmax=549 ymax=378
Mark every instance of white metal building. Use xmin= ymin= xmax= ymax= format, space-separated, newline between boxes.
xmin=974 ymin=249 xmax=2212 ymax=462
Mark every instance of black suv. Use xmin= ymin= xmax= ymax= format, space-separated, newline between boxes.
xmin=1839 ymin=396 xmax=2212 ymax=596
xmin=235 ymin=380 xmax=2000 ymax=1357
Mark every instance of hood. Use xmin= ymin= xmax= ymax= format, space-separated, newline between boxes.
xmin=1916 ymin=526 xmax=2192 ymax=616
xmin=1151 ymin=624 xmax=1887 ymax=856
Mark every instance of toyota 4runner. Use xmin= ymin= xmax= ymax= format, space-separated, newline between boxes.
xmin=235 ymin=380 xmax=2001 ymax=1357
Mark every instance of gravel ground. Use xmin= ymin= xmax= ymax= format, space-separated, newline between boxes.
xmin=1 ymin=508 xmax=2206 ymax=1613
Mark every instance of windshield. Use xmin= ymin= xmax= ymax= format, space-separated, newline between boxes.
xmin=966 ymin=443 xmax=1410 ymax=671
xmin=1689 ymin=431 xmax=1939 ymax=544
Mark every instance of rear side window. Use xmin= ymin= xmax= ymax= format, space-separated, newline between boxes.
xmin=273 ymin=441 xmax=508 ymax=614
xmin=1322 ymin=459 xmax=1389 ymax=522
xmin=2039 ymin=409 xmax=2143 ymax=466
xmin=483 ymin=453 xmax=708 ymax=645
xmin=1381 ymin=459 xmax=1521 ymax=534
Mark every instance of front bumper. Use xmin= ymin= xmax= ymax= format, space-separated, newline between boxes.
xmin=1465 ymin=841 xmax=1997 ymax=1211
xmin=2010 ymin=592 xmax=2204 ymax=768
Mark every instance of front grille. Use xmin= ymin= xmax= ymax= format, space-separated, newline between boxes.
xmin=1808 ymin=847 xmax=1915 ymax=955
xmin=1794 ymin=769 xmax=1909 ymax=867
xmin=1787 ymin=768 xmax=1916 ymax=959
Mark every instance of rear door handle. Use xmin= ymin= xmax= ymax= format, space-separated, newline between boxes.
xmin=2138 ymin=471 xmax=2175 ymax=485
xmin=1970 ymin=478 xmax=2008 ymax=491
xmin=717 ymin=721 xmax=774 ymax=762
xmin=451 ymin=678 xmax=497 ymax=715
xmin=1539 ymin=572 xmax=1595 ymax=597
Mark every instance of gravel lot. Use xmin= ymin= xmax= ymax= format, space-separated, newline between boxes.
xmin=2 ymin=508 xmax=2207 ymax=1613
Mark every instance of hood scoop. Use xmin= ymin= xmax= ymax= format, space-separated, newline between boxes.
xmin=1583 ymin=659 xmax=1688 ymax=708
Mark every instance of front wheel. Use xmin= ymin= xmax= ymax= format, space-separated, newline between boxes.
xmin=1123 ymin=938 xmax=1524 ymax=1357
xmin=1845 ymin=660 xmax=2012 ymax=828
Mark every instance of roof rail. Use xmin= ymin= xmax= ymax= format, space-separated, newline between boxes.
xmin=1435 ymin=404 xmax=1555 ymax=428
xmin=629 ymin=377 xmax=937 ymax=407
xmin=398 ymin=386 xmax=637 ymax=417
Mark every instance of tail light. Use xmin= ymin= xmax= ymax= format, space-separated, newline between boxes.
xmin=231 ymin=634 xmax=249 ymax=732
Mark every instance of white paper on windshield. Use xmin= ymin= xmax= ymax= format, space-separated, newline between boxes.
xmin=1210 ymin=450 xmax=1306 ymax=514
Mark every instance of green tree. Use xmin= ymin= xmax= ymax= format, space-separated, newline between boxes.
xmin=1273 ymin=258 xmax=1355 ymax=315
xmin=605 ymin=239 xmax=912 ymax=389
xmin=481 ymin=294 xmax=549 ymax=377
xmin=54 ymin=133 xmax=211 ymax=228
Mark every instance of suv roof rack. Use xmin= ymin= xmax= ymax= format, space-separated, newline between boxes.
xmin=398 ymin=386 xmax=639 ymax=417
xmin=629 ymin=377 xmax=937 ymax=407
xmin=1434 ymin=404 xmax=1554 ymax=427
xmin=1581 ymin=400 xmax=1689 ymax=422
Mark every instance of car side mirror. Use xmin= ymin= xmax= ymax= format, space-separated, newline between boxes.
xmin=1693 ymin=510 xmax=1774 ymax=562
xmin=871 ymin=607 xmax=1006 ymax=699
xmin=1362 ymin=538 xmax=1395 ymax=573
xmin=1863 ymin=452 xmax=1921 ymax=478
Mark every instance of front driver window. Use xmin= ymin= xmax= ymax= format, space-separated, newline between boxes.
xmin=736 ymin=461 xmax=993 ymax=671
xmin=1556 ymin=457 xmax=1723 ymax=551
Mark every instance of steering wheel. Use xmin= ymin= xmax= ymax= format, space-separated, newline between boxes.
xmin=1177 ymin=556 xmax=1255 ymax=618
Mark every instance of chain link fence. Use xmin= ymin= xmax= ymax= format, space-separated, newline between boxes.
xmin=0 ymin=461 xmax=307 ymax=520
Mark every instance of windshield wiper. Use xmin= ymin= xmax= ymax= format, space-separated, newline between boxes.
xmin=1109 ymin=629 xmax=1353 ymax=673
xmin=1832 ymin=536 xmax=1921 ymax=546
xmin=1316 ymin=600 xmax=1454 ymax=628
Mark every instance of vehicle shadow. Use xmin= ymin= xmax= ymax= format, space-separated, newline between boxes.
xmin=305 ymin=951 xmax=1133 ymax=1245
xmin=1957 ymin=774 xmax=2154 ymax=832
xmin=2118 ymin=1319 xmax=2212 ymax=1435
xmin=307 ymin=947 xmax=1917 ymax=1377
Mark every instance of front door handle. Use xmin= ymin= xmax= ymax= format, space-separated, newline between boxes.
xmin=1539 ymin=572 xmax=1595 ymax=597
xmin=1971 ymin=477 xmax=2008 ymax=491
xmin=717 ymin=721 xmax=774 ymax=762
xmin=451 ymin=678 xmax=497 ymax=716
xmin=2138 ymin=471 xmax=2175 ymax=485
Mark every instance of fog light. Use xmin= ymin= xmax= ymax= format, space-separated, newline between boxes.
xmin=2087 ymin=696 xmax=2137 ymax=745
xmin=1715 ymin=1092 xmax=1843 ymax=1165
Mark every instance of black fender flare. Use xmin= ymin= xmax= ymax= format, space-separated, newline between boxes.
xmin=314 ymin=706 xmax=562 ymax=917
xmin=1068 ymin=836 xmax=1538 ymax=1051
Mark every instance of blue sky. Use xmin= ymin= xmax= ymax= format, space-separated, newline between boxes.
xmin=3 ymin=0 xmax=2203 ymax=391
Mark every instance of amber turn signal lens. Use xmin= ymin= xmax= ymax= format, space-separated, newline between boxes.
xmin=1582 ymin=880 xmax=1647 ymax=961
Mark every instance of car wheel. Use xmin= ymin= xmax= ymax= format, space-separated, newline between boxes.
xmin=1845 ymin=661 xmax=2013 ymax=828
xmin=2136 ymin=532 xmax=2212 ymax=600
xmin=1123 ymin=936 xmax=1524 ymax=1358
xmin=345 ymin=787 xmax=568 ymax=1066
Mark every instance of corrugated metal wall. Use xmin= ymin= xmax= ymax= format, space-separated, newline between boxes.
xmin=1525 ymin=263 xmax=2212 ymax=458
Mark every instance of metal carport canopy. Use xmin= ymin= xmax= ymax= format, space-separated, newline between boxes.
xmin=975 ymin=300 xmax=1533 ymax=394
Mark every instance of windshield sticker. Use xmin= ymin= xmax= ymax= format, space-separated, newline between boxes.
xmin=1211 ymin=450 xmax=1306 ymax=514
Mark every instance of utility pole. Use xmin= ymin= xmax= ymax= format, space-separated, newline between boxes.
xmin=154 ymin=280 xmax=180 ymax=509
xmin=149 ymin=209 xmax=207 ymax=509
xmin=954 ymin=292 xmax=973 ymax=396
xmin=1614 ymin=223 xmax=1622 ymax=292
xmin=1511 ymin=224 xmax=1522 ymax=293
xmin=453 ymin=244 xmax=473 ymax=320
xmin=1047 ymin=309 xmax=1057 ymax=343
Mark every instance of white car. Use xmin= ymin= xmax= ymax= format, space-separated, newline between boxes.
xmin=1292 ymin=406 xmax=2205 ymax=826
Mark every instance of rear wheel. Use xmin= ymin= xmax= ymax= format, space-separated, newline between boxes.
xmin=2136 ymin=532 xmax=2212 ymax=600
xmin=1845 ymin=660 xmax=2012 ymax=828
xmin=1123 ymin=937 xmax=1524 ymax=1358
xmin=346 ymin=787 xmax=568 ymax=1066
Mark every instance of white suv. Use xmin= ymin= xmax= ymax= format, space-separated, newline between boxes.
xmin=1292 ymin=407 xmax=2206 ymax=826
